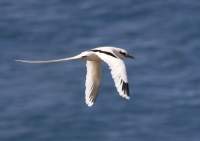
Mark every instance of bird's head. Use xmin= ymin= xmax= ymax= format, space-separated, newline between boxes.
xmin=114 ymin=48 xmax=135 ymax=59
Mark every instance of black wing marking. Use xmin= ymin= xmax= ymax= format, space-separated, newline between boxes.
xmin=121 ymin=80 xmax=130 ymax=97
xmin=91 ymin=49 xmax=117 ymax=58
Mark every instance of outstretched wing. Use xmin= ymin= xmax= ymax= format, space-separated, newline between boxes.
xmin=93 ymin=51 xmax=130 ymax=99
xmin=85 ymin=60 xmax=102 ymax=106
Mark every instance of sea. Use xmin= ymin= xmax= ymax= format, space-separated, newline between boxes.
xmin=0 ymin=0 xmax=200 ymax=141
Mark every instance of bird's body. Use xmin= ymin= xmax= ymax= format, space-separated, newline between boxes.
xmin=16 ymin=46 xmax=134 ymax=107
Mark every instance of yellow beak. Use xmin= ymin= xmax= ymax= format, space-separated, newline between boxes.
xmin=126 ymin=54 xmax=135 ymax=59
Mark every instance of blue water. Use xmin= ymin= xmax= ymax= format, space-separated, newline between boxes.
xmin=1 ymin=0 xmax=200 ymax=140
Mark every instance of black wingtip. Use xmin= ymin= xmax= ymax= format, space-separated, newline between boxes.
xmin=121 ymin=80 xmax=130 ymax=97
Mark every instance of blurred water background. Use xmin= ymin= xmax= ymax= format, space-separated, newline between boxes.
xmin=0 ymin=0 xmax=200 ymax=141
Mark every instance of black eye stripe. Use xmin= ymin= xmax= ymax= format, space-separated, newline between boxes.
xmin=120 ymin=51 xmax=126 ymax=56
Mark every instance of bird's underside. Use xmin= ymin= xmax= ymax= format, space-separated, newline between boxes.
xmin=16 ymin=46 xmax=134 ymax=107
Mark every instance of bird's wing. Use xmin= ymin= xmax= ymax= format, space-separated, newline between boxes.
xmin=85 ymin=60 xmax=102 ymax=106
xmin=94 ymin=52 xmax=130 ymax=99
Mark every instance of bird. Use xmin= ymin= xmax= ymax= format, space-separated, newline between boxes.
xmin=16 ymin=46 xmax=135 ymax=107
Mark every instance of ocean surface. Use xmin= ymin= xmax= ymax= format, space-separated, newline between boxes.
xmin=0 ymin=0 xmax=200 ymax=141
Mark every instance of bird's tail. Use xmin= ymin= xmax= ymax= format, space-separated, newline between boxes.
xmin=15 ymin=56 xmax=80 ymax=63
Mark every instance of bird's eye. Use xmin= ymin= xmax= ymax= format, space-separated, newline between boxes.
xmin=120 ymin=51 xmax=126 ymax=56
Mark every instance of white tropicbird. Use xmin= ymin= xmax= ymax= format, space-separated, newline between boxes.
xmin=16 ymin=46 xmax=134 ymax=107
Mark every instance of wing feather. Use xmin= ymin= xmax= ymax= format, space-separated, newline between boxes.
xmin=93 ymin=52 xmax=130 ymax=99
xmin=85 ymin=60 xmax=102 ymax=106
